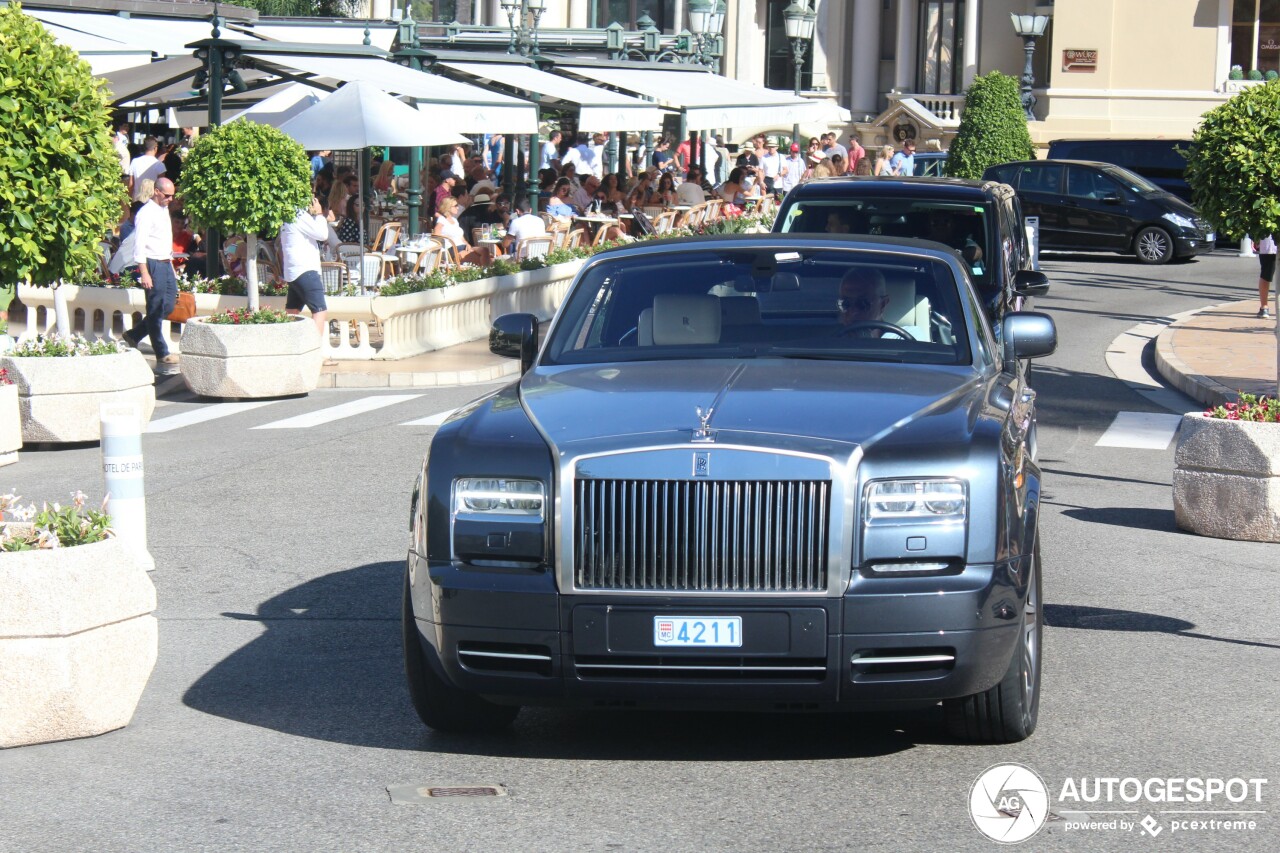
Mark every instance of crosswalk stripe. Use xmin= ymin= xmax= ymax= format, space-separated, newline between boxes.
xmin=400 ymin=408 xmax=457 ymax=426
xmin=1095 ymin=411 xmax=1183 ymax=450
xmin=147 ymin=400 xmax=283 ymax=433
xmin=252 ymin=394 xmax=422 ymax=430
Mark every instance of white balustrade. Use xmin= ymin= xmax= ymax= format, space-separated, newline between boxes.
xmin=14 ymin=258 xmax=584 ymax=363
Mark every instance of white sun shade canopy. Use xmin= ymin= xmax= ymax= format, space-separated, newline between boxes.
xmin=559 ymin=65 xmax=842 ymax=131
xmin=277 ymin=80 xmax=469 ymax=149
xmin=442 ymin=61 xmax=665 ymax=131
xmin=30 ymin=9 xmax=218 ymax=58
xmin=259 ymin=54 xmax=538 ymax=134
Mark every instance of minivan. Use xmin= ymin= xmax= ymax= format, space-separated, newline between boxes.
xmin=1046 ymin=139 xmax=1193 ymax=202
xmin=983 ymin=160 xmax=1214 ymax=265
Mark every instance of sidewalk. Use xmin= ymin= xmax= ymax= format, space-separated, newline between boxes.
xmin=1155 ymin=299 xmax=1277 ymax=405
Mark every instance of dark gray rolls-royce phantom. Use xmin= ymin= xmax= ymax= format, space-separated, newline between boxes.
xmin=405 ymin=234 xmax=1055 ymax=743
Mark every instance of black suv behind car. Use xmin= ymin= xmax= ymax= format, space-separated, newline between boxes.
xmin=773 ymin=177 xmax=1048 ymax=327
xmin=984 ymin=160 xmax=1215 ymax=265
xmin=1047 ymin=139 xmax=1193 ymax=201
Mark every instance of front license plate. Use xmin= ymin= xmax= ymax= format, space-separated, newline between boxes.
xmin=1207 ymin=232 xmax=1216 ymax=242
xmin=653 ymin=616 xmax=743 ymax=647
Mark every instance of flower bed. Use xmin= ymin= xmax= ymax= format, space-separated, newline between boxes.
xmin=0 ymin=492 xmax=156 ymax=748
xmin=0 ymin=336 xmax=154 ymax=443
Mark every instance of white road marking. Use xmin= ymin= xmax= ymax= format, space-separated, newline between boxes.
xmin=252 ymin=394 xmax=422 ymax=429
xmin=400 ymin=408 xmax=457 ymax=426
xmin=146 ymin=400 xmax=282 ymax=433
xmin=1095 ymin=411 xmax=1183 ymax=450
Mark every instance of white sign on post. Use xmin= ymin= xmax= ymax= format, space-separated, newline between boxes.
xmin=1024 ymin=216 xmax=1041 ymax=271
xmin=101 ymin=403 xmax=152 ymax=571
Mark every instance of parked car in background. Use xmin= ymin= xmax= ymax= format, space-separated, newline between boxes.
xmin=405 ymin=234 xmax=1056 ymax=743
xmin=912 ymin=150 xmax=948 ymax=177
xmin=773 ymin=177 xmax=1049 ymax=328
xmin=984 ymin=160 xmax=1215 ymax=265
xmin=1046 ymin=138 xmax=1193 ymax=202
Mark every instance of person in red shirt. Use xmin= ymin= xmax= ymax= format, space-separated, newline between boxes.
xmin=170 ymin=210 xmax=203 ymax=274
xmin=674 ymin=136 xmax=702 ymax=176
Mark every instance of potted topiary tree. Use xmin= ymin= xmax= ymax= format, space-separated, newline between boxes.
xmin=178 ymin=121 xmax=322 ymax=398
xmin=1177 ymin=83 xmax=1280 ymax=541
xmin=0 ymin=4 xmax=153 ymax=441
xmin=944 ymin=72 xmax=1036 ymax=180
xmin=0 ymin=4 xmax=125 ymax=338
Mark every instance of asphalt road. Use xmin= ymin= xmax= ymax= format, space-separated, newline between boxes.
xmin=1 ymin=248 xmax=1277 ymax=853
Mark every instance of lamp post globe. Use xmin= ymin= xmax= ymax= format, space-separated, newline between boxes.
xmin=1010 ymin=13 xmax=1051 ymax=121
xmin=783 ymin=1 xmax=816 ymax=147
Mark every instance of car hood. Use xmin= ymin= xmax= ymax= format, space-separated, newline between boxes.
xmin=520 ymin=360 xmax=985 ymax=454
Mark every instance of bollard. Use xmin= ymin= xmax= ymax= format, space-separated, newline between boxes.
xmin=1241 ymin=234 xmax=1256 ymax=258
xmin=1024 ymin=216 xmax=1041 ymax=271
xmin=101 ymin=402 xmax=153 ymax=571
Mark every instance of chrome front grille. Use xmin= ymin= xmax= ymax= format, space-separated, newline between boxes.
xmin=573 ymin=479 xmax=830 ymax=592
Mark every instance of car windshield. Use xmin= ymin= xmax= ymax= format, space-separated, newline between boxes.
xmin=1101 ymin=165 xmax=1161 ymax=194
xmin=777 ymin=199 xmax=990 ymax=285
xmin=542 ymin=246 xmax=974 ymax=367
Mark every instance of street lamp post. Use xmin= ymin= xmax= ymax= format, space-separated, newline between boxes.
xmin=1010 ymin=13 xmax=1051 ymax=121
xmin=783 ymin=1 xmax=817 ymax=148
xmin=394 ymin=9 xmax=429 ymax=236
xmin=501 ymin=0 xmax=547 ymax=58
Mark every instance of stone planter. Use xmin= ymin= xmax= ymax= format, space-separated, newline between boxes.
xmin=1173 ymin=413 xmax=1280 ymax=542
xmin=0 ymin=384 xmax=21 ymax=465
xmin=179 ymin=315 xmax=321 ymax=399
xmin=0 ymin=536 xmax=157 ymax=748
xmin=0 ymin=350 xmax=155 ymax=443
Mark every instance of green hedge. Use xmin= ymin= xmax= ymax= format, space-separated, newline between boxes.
xmin=945 ymin=72 xmax=1035 ymax=180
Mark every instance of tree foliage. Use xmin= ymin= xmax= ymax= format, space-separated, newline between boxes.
xmin=1185 ymin=81 xmax=1280 ymax=240
xmin=0 ymin=3 xmax=125 ymax=286
xmin=945 ymin=72 xmax=1035 ymax=180
xmin=180 ymin=120 xmax=310 ymax=239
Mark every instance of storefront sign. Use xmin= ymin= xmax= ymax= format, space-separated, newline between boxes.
xmin=1063 ymin=49 xmax=1098 ymax=72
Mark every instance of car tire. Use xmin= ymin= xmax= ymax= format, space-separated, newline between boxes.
xmin=402 ymin=572 xmax=520 ymax=733
xmin=943 ymin=535 xmax=1042 ymax=743
xmin=1134 ymin=226 xmax=1174 ymax=264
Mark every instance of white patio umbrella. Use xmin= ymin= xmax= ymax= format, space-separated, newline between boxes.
xmin=227 ymin=82 xmax=327 ymax=128
xmin=278 ymin=80 xmax=469 ymax=265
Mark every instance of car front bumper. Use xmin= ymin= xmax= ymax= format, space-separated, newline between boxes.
xmin=1176 ymin=233 xmax=1216 ymax=257
xmin=408 ymin=554 xmax=1030 ymax=711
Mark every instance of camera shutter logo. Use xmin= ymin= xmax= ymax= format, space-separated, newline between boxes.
xmin=969 ymin=763 xmax=1050 ymax=844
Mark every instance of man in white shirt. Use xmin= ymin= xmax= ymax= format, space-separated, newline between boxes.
xmin=127 ymin=137 xmax=166 ymax=201
xmin=279 ymin=196 xmax=331 ymax=346
xmin=760 ymin=139 xmax=783 ymax=196
xmin=123 ymin=177 xmax=179 ymax=365
xmin=502 ymin=197 xmax=547 ymax=254
xmin=779 ymin=143 xmax=805 ymax=196
xmin=675 ymin=167 xmax=707 ymax=205
xmin=540 ymin=130 xmax=562 ymax=171
xmin=588 ymin=133 xmax=606 ymax=179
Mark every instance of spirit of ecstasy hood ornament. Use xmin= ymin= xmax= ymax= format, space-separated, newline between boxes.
xmin=693 ymin=405 xmax=716 ymax=442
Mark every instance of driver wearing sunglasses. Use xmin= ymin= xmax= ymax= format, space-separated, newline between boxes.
xmin=837 ymin=267 xmax=890 ymax=332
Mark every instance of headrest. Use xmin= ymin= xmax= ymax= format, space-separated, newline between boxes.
xmin=652 ymin=294 xmax=721 ymax=345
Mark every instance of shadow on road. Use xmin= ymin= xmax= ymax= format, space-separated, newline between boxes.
xmin=1046 ymin=603 xmax=1280 ymax=651
xmin=1058 ymin=506 xmax=1177 ymax=533
xmin=184 ymin=562 xmax=954 ymax=759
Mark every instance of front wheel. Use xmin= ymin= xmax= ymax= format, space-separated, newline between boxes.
xmin=402 ymin=572 xmax=520 ymax=733
xmin=943 ymin=536 xmax=1042 ymax=743
xmin=1134 ymin=226 xmax=1174 ymax=264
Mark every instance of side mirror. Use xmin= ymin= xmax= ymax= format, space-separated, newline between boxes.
xmin=1100 ymin=192 xmax=1123 ymax=205
xmin=1003 ymin=311 xmax=1057 ymax=362
xmin=1013 ymin=269 xmax=1050 ymax=298
xmin=490 ymin=313 xmax=539 ymax=374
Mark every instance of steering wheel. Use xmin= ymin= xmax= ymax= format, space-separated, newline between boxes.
xmin=835 ymin=320 xmax=913 ymax=339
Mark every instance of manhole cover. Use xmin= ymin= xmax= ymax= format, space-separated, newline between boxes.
xmin=387 ymin=784 xmax=508 ymax=804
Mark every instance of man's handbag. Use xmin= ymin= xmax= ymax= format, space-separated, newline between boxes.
xmin=166 ymin=291 xmax=196 ymax=323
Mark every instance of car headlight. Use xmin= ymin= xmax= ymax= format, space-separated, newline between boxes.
xmin=866 ymin=479 xmax=966 ymax=519
xmin=454 ymin=478 xmax=545 ymax=517
xmin=1162 ymin=212 xmax=1196 ymax=231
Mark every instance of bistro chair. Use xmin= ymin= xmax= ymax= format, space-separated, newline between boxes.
xmin=368 ymin=221 xmax=402 ymax=279
xmin=547 ymin=220 xmax=571 ymax=249
xmin=319 ymin=262 xmax=349 ymax=296
xmin=652 ymin=210 xmax=678 ymax=235
xmin=514 ymin=235 xmax=553 ymax=262
xmin=411 ymin=243 xmax=443 ymax=275
xmin=564 ymin=227 xmax=588 ymax=249
xmin=430 ymin=235 xmax=464 ymax=269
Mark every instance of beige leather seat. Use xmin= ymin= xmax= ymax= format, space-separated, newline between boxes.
xmin=882 ymin=275 xmax=931 ymax=340
xmin=639 ymin=294 xmax=722 ymax=346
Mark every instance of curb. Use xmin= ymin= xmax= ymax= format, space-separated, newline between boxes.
xmin=1103 ymin=308 xmax=1201 ymax=414
xmin=1152 ymin=299 xmax=1268 ymax=407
